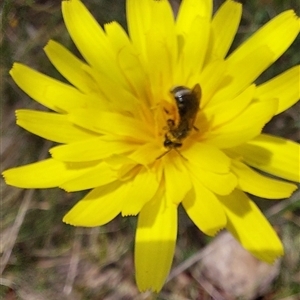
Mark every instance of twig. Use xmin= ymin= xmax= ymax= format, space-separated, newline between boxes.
xmin=0 ymin=141 xmax=51 ymax=275
xmin=0 ymin=188 xmax=34 ymax=275
xmin=166 ymin=233 xmax=232 ymax=284
xmin=63 ymin=227 xmax=82 ymax=295
xmin=265 ymin=189 xmax=300 ymax=219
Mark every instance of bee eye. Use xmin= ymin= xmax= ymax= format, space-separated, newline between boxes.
xmin=163 ymin=139 xmax=173 ymax=147
xmin=163 ymin=139 xmax=182 ymax=148
xmin=170 ymin=86 xmax=191 ymax=104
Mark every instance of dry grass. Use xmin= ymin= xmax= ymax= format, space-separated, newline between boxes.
xmin=1 ymin=0 xmax=299 ymax=299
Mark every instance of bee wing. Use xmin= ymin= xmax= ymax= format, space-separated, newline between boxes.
xmin=192 ymin=83 xmax=202 ymax=108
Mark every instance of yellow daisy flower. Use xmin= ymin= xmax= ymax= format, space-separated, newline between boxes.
xmin=3 ymin=0 xmax=300 ymax=292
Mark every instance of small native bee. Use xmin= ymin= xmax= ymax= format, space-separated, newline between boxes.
xmin=158 ymin=83 xmax=201 ymax=158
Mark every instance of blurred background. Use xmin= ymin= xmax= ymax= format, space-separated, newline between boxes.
xmin=1 ymin=0 xmax=299 ymax=299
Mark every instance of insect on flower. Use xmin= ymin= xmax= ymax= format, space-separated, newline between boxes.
xmin=3 ymin=0 xmax=299 ymax=293
xmin=158 ymin=83 xmax=202 ymax=158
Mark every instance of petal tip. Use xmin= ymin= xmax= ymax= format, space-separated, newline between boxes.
xmin=9 ymin=62 xmax=20 ymax=75
xmin=62 ymin=213 xmax=78 ymax=226
xmin=2 ymin=169 xmax=14 ymax=185
xmin=2 ymin=170 xmax=8 ymax=182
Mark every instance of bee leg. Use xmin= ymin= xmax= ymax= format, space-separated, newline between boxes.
xmin=156 ymin=149 xmax=171 ymax=159
xmin=174 ymin=148 xmax=187 ymax=160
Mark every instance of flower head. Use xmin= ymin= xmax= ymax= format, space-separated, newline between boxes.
xmin=3 ymin=0 xmax=300 ymax=292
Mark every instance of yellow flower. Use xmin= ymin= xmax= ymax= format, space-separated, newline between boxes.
xmin=2 ymin=0 xmax=300 ymax=292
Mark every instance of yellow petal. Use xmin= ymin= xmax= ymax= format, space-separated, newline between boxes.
xmin=104 ymin=22 xmax=150 ymax=105
xmin=16 ymin=109 xmax=97 ymax=143
xmin=218 ymin=190 xmax=284 ymax=263
xmin=10 ymin=63 xmax=87 ymax=113
xmin=60 ymin=162 xmax=117 ymax=192
xmin=128 ymin=142 xmax=163 ymax=165
xmin=205 ymin=84 xmax=255 ymax=126
xmin=176 ymin=0 xmax=212 ymax=34
xmin=206 ymin=98 xmax=278 ymax=148
xmin=69 ymin=109 xmax=153 ymax=139
xmin=208 ymin=0 xmax=242 ymax=60
xmin=232 ymin=160 xmax=298 ymax=199
xmin=182 ymin=178 xmax=227 ymax=236
xmin=164 ymin=154 xmax=192 ymax=205
xmin=126 ymin=0 xmax=153 ymax=63
xmin=147 ymin=0 xmax=176 ymax=59
xmin=187 ymin=160 xmax=237 ymax=196
xmin=78 ymin=64 xmax=140 ymax=113
xmin=135 ymin=194 xmax=177 ymax=292
xmin=50 ymin=137 xmax=138 ymax=162
xmin=212 ymin=45 xmax=274 ymax=102
xmin=184 ymin=142 xmax=230 ymax=174
xmin=44 ymin=40 xmax=97 ymax=93
xmin=176 ymin=16 xmax=210 ymax=85
xmin=104 ymin=21 xmax=131 ymax=53
xmin=62 ymin=0 xmax=126 ymax=87
xmin=256 ymin=65 xmax=300 ymax=115
xmin=175 ymin=0 xmax=212 ymax=84
xmin=227 ymin=10 xmax=299 ymax=68
xmin=198 ymin=60 xmax=227 ymax=107
xmin=234 ymin=134 xmax=300 ymax=182
xmin=63 ymin=182 xmax=125 ymax=226
xmin=121 ymin=166 xmax=161 ymax=216
xmin=2 ymin=159 xmax=99 ymax=188
xmin=113 ymin=44 xmax=150 ymax=106
xmin=144 ymin=0 xmax=177 ymax=100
